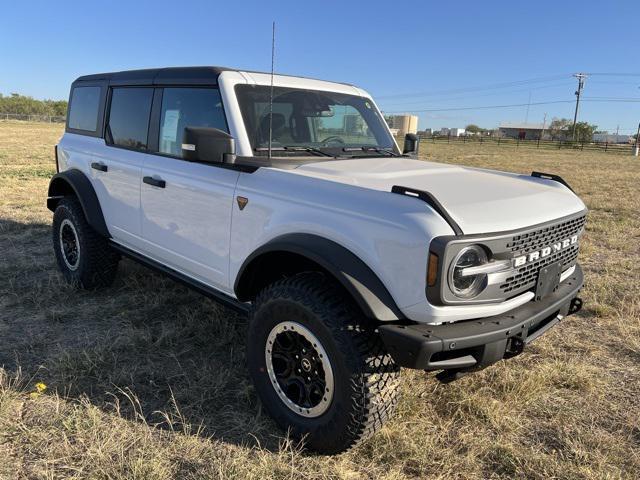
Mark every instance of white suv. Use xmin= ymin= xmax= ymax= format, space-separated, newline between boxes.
xmin=48 ymin=66 xmax=586 ymax=453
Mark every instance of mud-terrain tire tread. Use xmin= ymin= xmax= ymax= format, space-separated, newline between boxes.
xmin=248 ymin=272 xmax=401 ymax=453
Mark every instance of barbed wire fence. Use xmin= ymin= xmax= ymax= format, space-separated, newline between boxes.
xmin=407 ymin=133 xmax=636 ymax=155
xmin=0 ymin=113 xmax=66 ymax=123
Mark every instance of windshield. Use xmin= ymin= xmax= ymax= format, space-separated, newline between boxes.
xmin=235 ymin=85 xmax=396 ymax=156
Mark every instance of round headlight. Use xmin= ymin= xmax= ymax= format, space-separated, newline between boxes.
xmin=448 ymin=245 xmax=488 ymax=299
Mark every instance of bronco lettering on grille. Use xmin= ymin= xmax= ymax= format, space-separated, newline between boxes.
xmin=513 ymin=234 xmax=578 ymax=267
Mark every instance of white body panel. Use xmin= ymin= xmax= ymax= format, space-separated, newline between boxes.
xmin=57 ymin=135 xmax=144 ymax=250
xmin=290 ymin=157 xmax=586 ymax=234
xmin=140 ymin=154 xmax=239 ymax=290
xmin=56 ymin=69 xmax=587 ymax=325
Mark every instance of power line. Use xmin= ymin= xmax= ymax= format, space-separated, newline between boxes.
xmin=376 ymin=80 xmax=574 ymax=107
xmin=383 ymin=100 xmax=575 ymax=113
xmin=586 ymin=72 xmax=640 ymax=76
xmin=382 ymin=97 xmax=640 ymax=114
xmin=374 ymin=74 xmax=570 ymax=100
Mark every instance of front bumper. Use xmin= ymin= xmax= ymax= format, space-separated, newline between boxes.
xmin=378 ymin=264 xmax=583 ymax=376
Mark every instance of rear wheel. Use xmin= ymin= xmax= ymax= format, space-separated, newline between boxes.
xmin=247 ymin=272 xmax=401 ymax=454
xmin=52 ymin=197 xmax=120 ymax=289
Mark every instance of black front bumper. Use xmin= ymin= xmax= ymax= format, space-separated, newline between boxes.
xmin=378 ymin=264 xmax=584 ymax=374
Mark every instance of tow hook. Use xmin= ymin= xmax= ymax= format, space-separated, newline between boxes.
xmin=504 ymin=337 xmax=525 ymax=358
xmin=569 ymin=297 xmax=583 ymax=315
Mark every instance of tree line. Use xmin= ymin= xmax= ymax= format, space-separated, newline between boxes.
xmin=0 ymin=93 xmax=67 ymax=117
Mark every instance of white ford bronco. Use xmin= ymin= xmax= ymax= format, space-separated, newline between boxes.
xmin=49 ymin=67 xmax=586 ymax=453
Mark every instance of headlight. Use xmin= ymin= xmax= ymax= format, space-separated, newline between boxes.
xmin=448 ymin=245 xmax=488 ymax=298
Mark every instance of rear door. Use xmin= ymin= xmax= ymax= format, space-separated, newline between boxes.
xmin=139 ymin=87 xmax=239 ymax=291
xmin=90 ymin=87 xmax=154 ymax=248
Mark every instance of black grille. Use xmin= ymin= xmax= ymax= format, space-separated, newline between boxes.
xmin=506 ymin=215 xmax=586 ymax=254
xmin=500 ymin=215 xmax=586 ymax=294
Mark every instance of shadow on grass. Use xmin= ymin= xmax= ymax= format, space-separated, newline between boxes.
xmin=0 ymin=217 xmax=284 ymax=452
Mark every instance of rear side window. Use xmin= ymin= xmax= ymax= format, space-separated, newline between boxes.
xmin=107 ymin=87 xmax=153 ymax=151
xmin=158 ymin=88 xmax=227 ymax=158
xmin=68 ymin=86 xmax=101 ymax=132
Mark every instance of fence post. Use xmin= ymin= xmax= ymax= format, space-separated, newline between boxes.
xmin=463 ymin=135 xmax=466 ymax=143
xmin=581 ymin=141 xmax=584 ymax=151
xmin=447 ymin=134 xmax=450 ymax=144
xmin=605 ymin=141 xmax=608 ymax=152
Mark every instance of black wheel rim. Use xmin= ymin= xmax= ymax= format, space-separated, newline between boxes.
xmin=59 ymin=219 xmax=80 ymax=270
xmin=265 ymin=321 xmax=333 ymax=417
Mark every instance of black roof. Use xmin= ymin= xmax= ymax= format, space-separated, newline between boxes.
xmin=73 ymin=66 xmax=233 ymax=86
xmin=73 ymin=66 xmax=353 ymax=87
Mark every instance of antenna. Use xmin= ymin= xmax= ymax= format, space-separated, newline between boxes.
xmin=268 ymin=21 xmax=276 ymax=159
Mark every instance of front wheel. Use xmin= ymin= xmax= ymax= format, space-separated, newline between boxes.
xmin=247 ymin=272 xmax=401 ymax=454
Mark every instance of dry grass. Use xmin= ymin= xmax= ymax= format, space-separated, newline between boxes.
xmin=0 ymin=120 xmax=639 ymax=479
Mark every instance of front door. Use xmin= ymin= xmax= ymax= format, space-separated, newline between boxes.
xmin=140 ymin=87 xmax=238 ymax=291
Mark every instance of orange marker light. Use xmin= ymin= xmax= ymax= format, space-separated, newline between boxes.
xmin=427 ymin=252 xmax=439 ymax=287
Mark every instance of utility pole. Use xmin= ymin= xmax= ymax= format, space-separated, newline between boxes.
xmin=572 ymin=73 xmax=587 ymax=142
xmin=525 ymin=90 xmax=532 ymax=123
xmin=541 ymin=113 xmax=547 ymax=139
xmin=634 ymin=122 xmax=639 ymax=157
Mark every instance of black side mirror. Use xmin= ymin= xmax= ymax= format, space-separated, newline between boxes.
xmin=403 ymin=133 xmax=420 ymax=156
xmin=182 ymin=127 xmax=235 ymax=164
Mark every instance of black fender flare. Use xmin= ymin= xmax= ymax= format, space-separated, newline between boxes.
xmin=47 ymin=169 xmax=110 ymax=238
xmin=234 ymin=233 xmax=405 ymax=321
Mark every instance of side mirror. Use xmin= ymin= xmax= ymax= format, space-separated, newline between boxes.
xmin=403 ymin=133 xmax=420 ymax=156
xmin=182 ymin=127 xmax=235 ymax=164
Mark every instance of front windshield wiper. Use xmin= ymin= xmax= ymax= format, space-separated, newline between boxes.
xmin=284 ymin=146 xmax=335 ymax=157
xmin=254 ymin=146 xmax=335 ymax=157
xmin=342 ymin=146 xmax=401 ymax=157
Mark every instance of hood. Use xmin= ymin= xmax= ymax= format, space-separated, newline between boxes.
xmin=291 ymin=157 xmax=586 ymax=234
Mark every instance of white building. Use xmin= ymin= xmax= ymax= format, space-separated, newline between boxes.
xmin=593 ymin=133 xmax=632 ymax=144
xmin=449 ymin=128 xmax=466 ymax=137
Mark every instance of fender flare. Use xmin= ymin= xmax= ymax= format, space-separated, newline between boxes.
xmin=234 ymin=233 xmax=405 ymax=321
xmin=47 ymin=169 xmax=110 ymax=238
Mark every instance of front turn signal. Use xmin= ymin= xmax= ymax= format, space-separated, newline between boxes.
xmin=427 ymin=252 xmax=439 ymax=287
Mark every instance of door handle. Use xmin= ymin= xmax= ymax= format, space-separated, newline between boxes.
xmin=91 ymin=162 xmax=108 ymax=172
xmin=143 ymin=176 xmax=166 ymax=188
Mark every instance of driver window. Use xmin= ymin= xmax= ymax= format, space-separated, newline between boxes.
xmin=159 ymin=88 xmax=227 ymax=158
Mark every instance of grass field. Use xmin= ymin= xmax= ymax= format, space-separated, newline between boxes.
xmin=1 ymin=120 xmax=639 ymax=479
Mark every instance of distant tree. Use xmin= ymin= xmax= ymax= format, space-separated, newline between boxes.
xmin=547 ymin=118 xmax=597 ymax=142
xmin=0 ymin=93 xmax=67 ymax=116
xmin=567 ymin=122 xmax=598 ymax=142
xmin=547 ymin=118 xmax=572 ymax=140
xmin=465 ymin=124 xmax=483 ymax=134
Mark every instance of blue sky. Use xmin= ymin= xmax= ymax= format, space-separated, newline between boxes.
xmin=2 ymin=0 xmax=639 ymax=132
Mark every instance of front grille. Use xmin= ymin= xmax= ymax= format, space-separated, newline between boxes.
xmin=500 ymin=214 xmax=586 ymax=294
xmin=506 ymin=215 xmax=586 ymax=254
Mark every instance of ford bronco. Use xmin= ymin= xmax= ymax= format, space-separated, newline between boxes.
xmin=48 ymin=66 xmax=585 ymax=453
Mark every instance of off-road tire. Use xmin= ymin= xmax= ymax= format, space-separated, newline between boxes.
xmin=52 ymin=197 xmax=119 ymax=289
xmin=247 ymin=272 xmax=401 ymax=454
